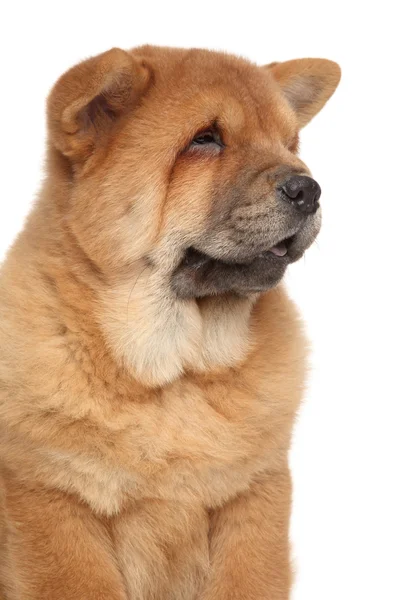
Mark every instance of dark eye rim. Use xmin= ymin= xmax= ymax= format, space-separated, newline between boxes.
xmin=189 ymin=123 xmax=225 ymax=150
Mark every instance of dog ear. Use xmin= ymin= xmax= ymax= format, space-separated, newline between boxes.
xmin=47 ymin=48 xmax=151 ymax=163
xmin=266 ymin=58 xmax=341 ymax=128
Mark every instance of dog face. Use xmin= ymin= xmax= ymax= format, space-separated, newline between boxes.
xmin=48 ymin=46 xmax=340 ymax=299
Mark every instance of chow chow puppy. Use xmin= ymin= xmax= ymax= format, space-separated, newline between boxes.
xmin=0 ymin=46 xmax=340 ymax=599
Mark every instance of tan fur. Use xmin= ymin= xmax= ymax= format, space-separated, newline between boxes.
xmin=0 ymin=46 xmax=340 ymax=599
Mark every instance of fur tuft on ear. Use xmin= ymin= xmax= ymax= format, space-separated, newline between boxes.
xmin=47 ymin=48 xmax=151 ymax=163
xmin=266 ymin=58 xmax=341 ymax=128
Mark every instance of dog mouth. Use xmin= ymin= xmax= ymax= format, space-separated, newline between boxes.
xmin=182 ymin=234 xmax=296 ymax=269
xmin=170 ymin=234 xmax=298 ymax=299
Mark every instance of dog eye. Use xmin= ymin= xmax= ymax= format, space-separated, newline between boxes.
xmin=190 ymin=128 xmax=223 ymax=149
xmin=192 ymin=130 xmax=216 ymax=145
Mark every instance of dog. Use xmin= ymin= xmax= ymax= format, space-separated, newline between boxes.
xmin=0 ymin=46 xmax=340 ymax=599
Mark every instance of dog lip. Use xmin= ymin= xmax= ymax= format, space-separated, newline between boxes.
xmin=181 ymin=247 xmax=253 ymax=269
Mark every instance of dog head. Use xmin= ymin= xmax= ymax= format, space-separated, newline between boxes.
xmin=48 ymin=46 xmax=340 ymax=296
xmin=47 ymin=46 xmax=340 ymax=384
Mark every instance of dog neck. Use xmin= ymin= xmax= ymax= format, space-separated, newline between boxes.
xmin=99 ymin=274 xmax=257 ymax=387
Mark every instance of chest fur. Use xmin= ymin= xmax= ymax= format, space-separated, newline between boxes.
xmin=37 ymin=375 xmax=290 ymax=516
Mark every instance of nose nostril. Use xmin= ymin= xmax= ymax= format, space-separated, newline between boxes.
xmin=279 ymin=175 xmax=321 ymax=214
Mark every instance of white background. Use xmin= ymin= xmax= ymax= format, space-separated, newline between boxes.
xmin=1 ymin=2 xmax=399 ymax=598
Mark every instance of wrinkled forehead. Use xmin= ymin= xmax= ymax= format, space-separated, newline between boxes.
xmin=131 ymin=46 xmax=297 ymax=143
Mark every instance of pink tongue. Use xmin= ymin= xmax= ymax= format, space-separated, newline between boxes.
xmin=269 ymin=242 xmax=288 ymax=257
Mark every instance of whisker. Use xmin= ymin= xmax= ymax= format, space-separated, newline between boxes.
xmin=126 ymin=264 xmax=150 ymax=323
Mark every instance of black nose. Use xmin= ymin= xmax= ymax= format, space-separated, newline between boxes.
xmin=279 ymin=175 xmax=321 ymax=214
